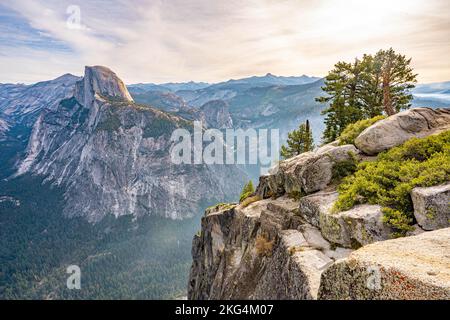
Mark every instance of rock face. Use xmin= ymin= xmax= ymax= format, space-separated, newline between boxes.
xmin=355 ymin=108 xmax=450 ymax=155
xmin=188 ymin=196 xmax=353 ymax=300
xmin=199 ymin=100 xmax=233 ymax=129
xmin=318 ymin=228 xmax=450 ymax=300
xmin=191 ymin=188 xmax=450 ymax=300
xmin=281 ymin=189 xmax=394 ymax=251
xmin=298 ymin=190 xmax=338 ymax=227
xmin=0 ymin=74 xmax=80 ymax=128
xmin=258 ymin=230 xmax=333 ymax=300
xmin=265 ymin=144 xmax=360 ymax=196
xmin=319 ymin=204 xmax=394 ymax=248
xmin=298 ymin=191 xmax=394 ymax=248
xmin=411 ymin=183 xmax=450 ymax=231
xmin=0 ymin=118 xmax=9 ymax=138
xmin=189 ymin=108 xmax=450 ymax=300
xmin=0 ymin=74 xmax=82 ymax=178
xmin=16 ymin=66 xmax=247 ymax=222
xmin=75 ymin=65 xmax=133 ymax=104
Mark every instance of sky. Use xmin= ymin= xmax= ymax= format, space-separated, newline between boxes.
xmin=1 ymin=0 xmax=449 ymax=84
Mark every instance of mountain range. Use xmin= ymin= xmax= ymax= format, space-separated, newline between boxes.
xmin=412 ymin=81 xmax=450 ymax=108
xmin=0 ymin=66 xmax=247 ymax=299
xmin=127 ymin=73 xmax=320 ymax=94
xmin=0 ymin=67 xmax=448 ymax=299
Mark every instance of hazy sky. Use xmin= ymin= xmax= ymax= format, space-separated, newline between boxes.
xmin=1 ymin=0 xmax=449 ymax=84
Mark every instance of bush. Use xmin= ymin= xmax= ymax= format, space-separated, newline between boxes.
xmin=334 ymin=130 xmax=450 ymax=235
xmin=241 ymin=195 xmax=261 ymax=208
xmin=338 ymin=115 xmax=386 ymax=145
xmin=206 ymin=203 xmax=235 ymax=212
xmin=239 ymin=181 xmax=255 ymax=202
xmin=331 ymin=151 xmax=360 ymax=182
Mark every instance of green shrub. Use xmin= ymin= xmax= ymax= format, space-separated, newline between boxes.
xmin=338 ymin=115 xmax=386 ymax=145
xmin=331 ymin=151 xmax=360 ymax=182
xmin=206 ymin=203 xmax=235 ymax=212
xmin=334 ymin=130 xmax=450 ymax=235
xmin=239 ymin=180 xmax=255 ymax=202
xmin=241 ymin=195 xmax=262 ymax=208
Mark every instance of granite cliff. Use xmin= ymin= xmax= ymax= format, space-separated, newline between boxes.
xmin=188 ymin=108 xmax=450 ymax=300
xmin=14 ymin=66 xmax=247 ymax=222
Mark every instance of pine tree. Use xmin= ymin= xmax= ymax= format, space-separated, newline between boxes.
xmin=374 ymin=48 xmax=417 ymax=115
xmin=316 ymin=60 xmax=366 ymax=143
xmin=317 ymin=49 xmax=417 ymax=142
xmin=304 ymin=120 xmax=314 ymax=152
xmin=358 ymin=54 xmax=384 ymax=117
xmin=280 ymin=119 xmax=314 ymax=159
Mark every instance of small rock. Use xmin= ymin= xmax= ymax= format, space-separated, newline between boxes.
xmin=298 ymin=191 xmax=338 ymax=227
xmin=427 ymin=270 xmax=440 ymax=276
xmin=298 ymin=224 xmax=331 ymax=250
xmin=265 ymin=144 xmax=360 ymax=197
xmin=411 ymin=183 xmax=450 ymax=231
xmin=319 ymin=204 xmax=394 ymax=248
xmin=355 ymin=108 xmax=450 ymax=155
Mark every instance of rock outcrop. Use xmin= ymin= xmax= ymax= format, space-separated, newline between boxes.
xmin=319 ymin=204 xmax=394 ymax=248
xmin=355 ymin=107 xmax=450 ymax=155
xmin=189 ymin=107 xmax=450 ymax=300
xmin=75 ymin=65 xmax=133 ymax=105
xmin=199 ymin=100 xmax=233 ymax=129
xmin=298 ymin=190 xmax=338 ymax=227
xmin=263 ymin=143 xmax=360 ymax=196
xmin=411 ymin=183 xmax=450 ymax=231
xmin=188 ymin=196 xmax=353 ymax=300
xmin=318 ymin=228 xmax=450 ymax=300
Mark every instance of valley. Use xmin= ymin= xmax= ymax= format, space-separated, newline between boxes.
xmin=1 ymin=66 xmax=449 ymax=299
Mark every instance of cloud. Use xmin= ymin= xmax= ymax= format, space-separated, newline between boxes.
xmin=1 ymin=0 xmax=449 ymax=84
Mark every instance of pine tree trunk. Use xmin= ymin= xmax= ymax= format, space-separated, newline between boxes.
xmin=382 ymin=61 xmax=395 ymax=116
xmin=383 ymin=81 xmax=394 ymax=116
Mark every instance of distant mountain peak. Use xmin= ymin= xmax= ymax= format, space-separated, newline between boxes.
xmin=54 ymin=73 xmax=79 ymax=81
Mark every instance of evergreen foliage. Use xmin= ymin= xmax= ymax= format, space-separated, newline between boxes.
xmin=239 ymin=181 xmax=255 ymax=202
xmin=0 ymin=175 xmax=201 ymax=299
xmin=280 ymin=119 xmax=314 ymax=159
xmin=338 ymin=115 xmax=386 ymax=145
xmin=375 ymin=48 xmax=418 ymax=115
xmin=334 ymin=131 xmax=450 ymax=236
xmin=317 ymin=48 xmax=417 ymax=143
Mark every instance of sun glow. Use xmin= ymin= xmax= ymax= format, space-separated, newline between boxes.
xmin=307 ymin=0 xmax=426 ymax=41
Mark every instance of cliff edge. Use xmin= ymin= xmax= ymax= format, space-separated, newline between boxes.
xmin=188 ymin=107 xmax=450 ymax=300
